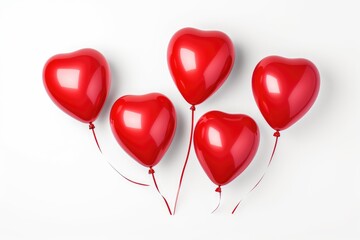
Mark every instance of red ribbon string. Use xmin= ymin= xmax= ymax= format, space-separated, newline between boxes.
xmin=149 ymin=167 xmax=173 ymax=215
xmin=232 ymin=131 xmax=280 ymax=214
xmin=89 ymin=122 xmax=149 ymax=187
xmin=212 ymin=186 xmax=222 ymax=213
xmin=89 ymin=122 xmax=102 ymax=153
xmin=107 ymin=162 xmax=149 ymax=187
xmin=173 ymin=105 xmax=196 ymax=214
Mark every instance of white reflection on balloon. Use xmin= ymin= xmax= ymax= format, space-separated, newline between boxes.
xmin=123 ymin=110 xmax=142 ymax=129
xmin=180 ymin=48 xmax=196 ymax=71
xmin=57 ymin=69 xmax=80 ymax=89
xmin=265 ymin=74 xmax=280 ymax=94
xmin=208 ymin=127 xmax=223 ymax=148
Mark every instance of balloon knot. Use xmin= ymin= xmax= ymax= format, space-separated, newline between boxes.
xmin=148 ymin=167 xmax=155 ymax=174
xmin=215 ymin=186 xmax=222 ymax=193
xmin=273 ymin=131 xmax=280 ymax=137
xmin=190 ymin=105 xmax=196 ymax=111
xmin=89 ymin=123 xmax=95 ymax=130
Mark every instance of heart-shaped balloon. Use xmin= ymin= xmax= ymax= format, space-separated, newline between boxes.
xmin=110 ymin=93 xmax=176 ymax=167
xmin=43 ymin=48 xmax=110 ymax=123
xmin=167 ymin=28 xmax=235 ymax=105
xmin=252 ymin=56 xmax=320 ymax=131
xmin=194 ymin=111 xmax=260 ymax=186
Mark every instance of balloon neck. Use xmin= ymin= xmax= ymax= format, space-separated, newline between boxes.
xmin=89 ymin=122 xmax=95 ymax=130
xmin=190 ymin=105 xmax=196 ymax=111
xmin=215 ymin=186 xmax=222 ymax=193
xmin=273 ymin=131 xmax=280 ymax=137
xmin=148 ymin=167 xmax=155 ymax=174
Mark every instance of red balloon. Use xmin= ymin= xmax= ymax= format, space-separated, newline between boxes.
xmin=194 ymin=111 xmax=260 ymax=186
xmin=110 ymin=93 xmax=176 ymax=167
xmin=252 ymin=56 xmax=320 ymax=131
xmin=167 ymin=28 xmax=235 ymax=105
xmin=43 ymin=48 xmax=110 ymax=123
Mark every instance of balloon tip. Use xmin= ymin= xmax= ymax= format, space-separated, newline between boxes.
xmin=148 ymin=167 xmax=155 ymax=174
xmin=273 ymin=131 xmax=280 ymax=137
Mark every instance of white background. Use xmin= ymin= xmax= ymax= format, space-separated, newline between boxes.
xmin=1 ymin=0 xmax=359 ymax=239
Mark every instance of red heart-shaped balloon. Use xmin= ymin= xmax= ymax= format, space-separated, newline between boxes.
xmin=252 ymin=56 xmax=320 ymax=131
xmin=194 ymin=111 xmax=260 ymax=186
xmin=43 ymin=48 xmax=110 ymax=123
xmin=167 ymin=28 xmax=235 ymax=105
xmin=110 ymin=93 xmax=176 ymax=167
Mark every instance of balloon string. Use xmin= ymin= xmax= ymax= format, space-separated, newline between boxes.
xmin=173 ymin=105 xmax=196 ymax=214
xmin=149 ymin=167 xmax=173 ymax=215
xmin=212 ymin=186 xmax=222 ymax=213
xmin=89 ymin=123 xmax=149 ymax=187
xmin=89 ymin=122 xmax=102 ymax=153
xmin=232 ymin=131 xmax=280 ymax=214
xmin=106 ymin=161 xmax=149 ymax=187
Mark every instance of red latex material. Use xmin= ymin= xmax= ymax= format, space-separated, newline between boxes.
xmin=43 ymin=48 xmax=110 ymax=123
xmin=109 ymin=93 xmax=176 ymax=167
xmin=167 ymin=28 xmax=235 ymax=105
xmin=252 ymin=56 xmax=320 ymax=131
xmin=194 ymin=111 xmax=260 ymax=186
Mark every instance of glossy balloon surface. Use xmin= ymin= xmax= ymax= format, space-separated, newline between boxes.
xmin=43 ymin=48 xmax=110 ymax=123
xmin=194 ymin=111 xmax=260 ymax=186
xmin=110 ymin=93 xmax=176 ymax=167
xmin=167 ymin=28 xmax=235 ymax=105
xmin=252 ymin=56 xmax=320 ymax=131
